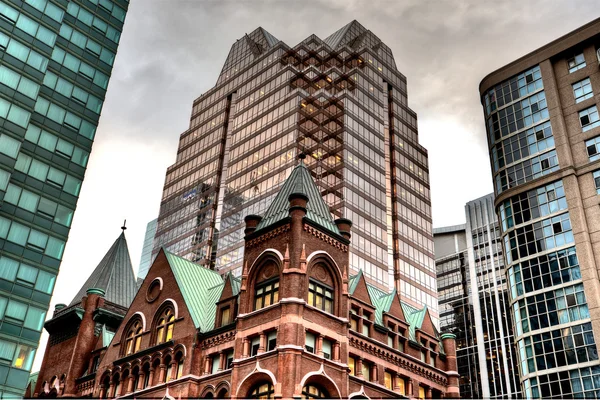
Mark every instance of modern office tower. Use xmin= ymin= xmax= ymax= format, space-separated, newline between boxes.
xmin=152 ymin=21 xmax=438 ymax=320
xmin=0 ymin=0 xmax=128 ymax=396
xmin=464 ymin=194 xmax=521 ymax=399
xmin=433 ymin=224 xmax=481 ymax=399
xmin=434 ymin=196 xmax=521 ymax=399
xmin=136 ymin=218 xmax=157 ymax=279
xmin=480 ymin=18 xmax=600 ymax=398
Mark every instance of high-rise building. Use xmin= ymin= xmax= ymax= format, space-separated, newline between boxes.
xmin=0 ymin=0 xmax=128 ymax=396
xmin=479 ymin=18 xmax=600 ymax=398
xmin=434 ymin=195 xmax=522 ymax=399
xmin=136 ymin=218 xmax=157 ymax=279
xmin=152 ymin=21 xmax=438 ymax=321
xmin=433 ymin=224 xmax=481 ymax=399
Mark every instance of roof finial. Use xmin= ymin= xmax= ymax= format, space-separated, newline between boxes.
xmin=121 ymin=219 xmax=127 ymax=231
xmin=298 ymin=152 xmax=306 ymax=165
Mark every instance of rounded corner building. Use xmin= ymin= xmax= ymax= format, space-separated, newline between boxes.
xmin=479 ymin=17 xmax=600 ymax=399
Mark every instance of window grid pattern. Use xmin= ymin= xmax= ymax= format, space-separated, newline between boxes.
xmin=585 ymin=135 xmax=600 ymax=161
xmin=484 ymin=66 xmax=543 ymax=116
xmin=495 ymin=150 xmax=559 ymax=194
xmin=572 ymin=78 xmax=593 ymax=103
xmin=580 ymin=106 xmax=600 ymax=132
xmin=492 ymin=121 xmax=554 ymax=173
xmin=568 ymin=53 xmax=586 ymax=73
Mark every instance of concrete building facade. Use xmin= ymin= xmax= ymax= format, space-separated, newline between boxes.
xmin=151 ymin=21 xmax=439 ymax=321
xmin=0 ymin=0 xmax=128 ymax=396
xmin=480 ymin=18 xmax=600 ymax=398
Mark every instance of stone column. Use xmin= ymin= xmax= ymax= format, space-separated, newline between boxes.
xmin=333 ymin=342 xmax=340 ymax=362
xmin=218 ymin=351 xmax=225 ymax=371
xmin=242 ymin=338 xmax=250 ymax=358
xmin=356 ymin=358 xmax=363 ymax=377
xmin=148 ymin=368 xmax=155 ymax=387
xmin=170 ymin=361 xmax=178 ymax=380
xmin=406 ymin=379 xmax=413 ymax=398
xmin=203 ymin=356 xmax=211 ymax=375
xmin=317 ymin=335 xmax=324 ymax=357
xmin=114 ymin=380 xmax=122 ymax=397
xmin=258 ymin=333 xmax=266 ymax=354
xmin=99 ymin=385 xmax=106 ymax=399
xmin=370 ymin=363 xmax=377 ymax=383
xmin=108 ymin=382 xmax=114 ymax=398
xmin=126 ymin=375 xmax=134 ymax=394
xmin=426 ymin=387 xmax=433 ymax=399
xmin=158 ymin=364 xmax=167 ymax=383
xmin=137 ymin=373 xmax=145 ymax=391
xmin=441 ymin=333 xmax=460 ymax=398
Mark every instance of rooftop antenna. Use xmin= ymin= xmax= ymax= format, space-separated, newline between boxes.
xmin=121 ymin=219 xmax=127 ymax=231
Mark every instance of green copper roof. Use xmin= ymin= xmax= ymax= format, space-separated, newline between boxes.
xmin=255 ymin=161 xmax=340 ymax=235
xmin=164 ymin=251 xmax=225 ymax=332
xmin=102 ymin=325 xmax=115 ymax=347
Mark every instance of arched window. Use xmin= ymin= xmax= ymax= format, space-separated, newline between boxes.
xmin=252 ymin=260 xmax=280 ymax=311
xmin=100 ymin=376 xmax=110 ymax=399
xmin=302 ymin=384 xmax=328 ymax=399
xmin=216 ymin=388 xmax=229 ymax=399
xmin=125 ymin=320 xmax=143 ymax=355
xmin=142 ymin=363 xmax=150 ymax=389
xmin=175 ymin=351 xmax=184 ymax=379
xmin=132 ymin=366 xmax=140 ymax=393
xmin=165 ymin=355 xmax=173 ymax=382
xmin=155 ymin=308 xmax=175 ymax=345
xmin=248 ymin=382 xmax=274 ymax=399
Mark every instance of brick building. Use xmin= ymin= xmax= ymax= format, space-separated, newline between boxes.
xmin=33 ymin=159 xmax=459 ymax=399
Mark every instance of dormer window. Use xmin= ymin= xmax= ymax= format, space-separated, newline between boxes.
xmin=254 ymin=278 xmax=279 ymax=310
xmin=220 ymin=307 xmax=231 ymax=326
xmin=155 ymin=308 xmax=175 ymax=345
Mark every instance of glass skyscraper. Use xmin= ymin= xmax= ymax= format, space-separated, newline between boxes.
xmin=0 ymin=0 xmax=127 ymax=396
xmin=480 ymin=19 xmax=600 ymax=398
xmin=152 ymin=21 xmax=438 ymax=320
xmin=136 ymin=218 xmax=157 ymax=279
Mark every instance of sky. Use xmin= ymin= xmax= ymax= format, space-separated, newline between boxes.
xmin=32 ymin=0 xmax=600 ymax=370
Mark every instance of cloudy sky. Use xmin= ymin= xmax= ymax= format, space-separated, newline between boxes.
xmin=32 ymin=0 xmax=599 ymax=369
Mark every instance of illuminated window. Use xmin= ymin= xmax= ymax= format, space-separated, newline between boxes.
xmin=254 ymin=279 xmax=279 ymax=310
xmin=384 ymin=371 xmax=392 ymax=389
xmin=124 ymin=320 xmax=142 ymax=355
xmin=398 ymin=377 xmax=406 ymax=395
xmin=350 ymin=316 xmax=359 ymax=331
xmin=249 ymin=382 xmax=274 ymax=399
xmin=362 ymin=360 xmax=371 ymax=380
xmin=220 ymin=307 xmax=231 ymax=326
xmin=308 ymin=280 xmax=333 ymax=313
xmin=419 ymin=386 xmax=425 ymax=399
xmin=156 ymin=308 xmax=175 ymax=345
xmin=348 ymin=356 xmax=356 ymax=376
xmin=301 ymin=384 xmax=328 ymax=398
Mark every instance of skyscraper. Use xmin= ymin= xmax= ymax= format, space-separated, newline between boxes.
xmin=152 ymin=21 xmax=438 ymax=321
xmin=0 ymin=0 xmax=128 ymax=396
xmin=136 ymin=218 xmax=157 ymax=279
xmin=434 ymin=195 xmax=522 ymax=399
xmin=480 ymin=18 xmax=600 ymax=398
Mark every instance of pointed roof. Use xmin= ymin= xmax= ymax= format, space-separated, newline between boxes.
xmin=69 ymin=231 xmax=137 ymax=308
xmin=163 ymin=250 xmax=225 ymax=332
xmin=255 ymin=159 xmax=340 ymax=235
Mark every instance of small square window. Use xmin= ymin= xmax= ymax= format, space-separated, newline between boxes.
xmin=568 ymin=53 xmax=586 ymax=73
xmin=541 ymin=159 xmax=550 ymax=170
xmin=581 ymin=115 xmax=590 ymax=126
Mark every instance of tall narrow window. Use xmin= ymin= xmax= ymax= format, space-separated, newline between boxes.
xmin=348 ymin=356 xmax=356 ymax=376
xmin=155 ymin=308 xmax=175 ymax=345
xmin=384 ymin=371 xmax=392 ymax=389
xmin=308 ymin=280 xmax=333 ymax=313
xmin=220 ymin=307 xmax=230 ymax=326
xmin=254 ymin=279 xmax=279 ymax=310
xmin=305 ymin=332 xmax=316 ymax=353
xmin=124 ymin=321 xmax=142 ymax=355
xmin=267 ymin=331 xmax=277 ymax=351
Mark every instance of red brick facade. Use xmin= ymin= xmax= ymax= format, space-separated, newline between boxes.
xmin=34 ymin=170 xmax=459 ymax=399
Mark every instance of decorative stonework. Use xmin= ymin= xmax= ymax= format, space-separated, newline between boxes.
xmin=201 ymin=330 xmax=236 ymax=350
xmin=349 ymin=337 xmax=448 ymax=386
xmin=304 ymin=225 xmax=348 ymax=252
xmin=247 ymin=225 xmax=290 ymax=248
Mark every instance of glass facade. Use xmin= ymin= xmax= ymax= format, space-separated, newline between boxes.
xmin=152 ymin=21 xmax=438 ymax=321
xmin=136 ymin=218 xmax=157 ymax=279
xmin=0 ymin=0 xmax=127 ymax=396
xmin=482 ymin=53 xmax=600 ymax=398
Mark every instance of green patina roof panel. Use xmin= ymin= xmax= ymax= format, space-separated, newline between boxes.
xmin=255 ymin=162 xmax=340 ymax=235
xmin=164 ymin=251 xmax=225 ymax=332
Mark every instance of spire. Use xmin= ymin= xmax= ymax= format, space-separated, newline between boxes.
xmin=69 ymin=229 xmax=137 ymax=308
xmin=255 ymin=155 xmax=340 ymax=235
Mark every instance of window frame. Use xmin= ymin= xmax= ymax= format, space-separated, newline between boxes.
xmin=307 ymin=279 xmax=334 ymax=314
xmin=154 ymin=308 xmax=175 ymax=345
xmin=254 ymin=277 xmax=279 ymax=310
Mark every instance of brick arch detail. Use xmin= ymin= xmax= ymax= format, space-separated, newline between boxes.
xmin=235 ymin=361 xmax=278 ymax=398
xmin=306 ymin=251 xmax=343 ymax=316
xmin=215 ymin=380 xmax=231 ymax=397
xmin=132 ymin=311 xmax=147 ymax=331
xmin=245 ymin=250 xmax=283 ymax=313
xmin=200 ymin=384 xmax=216 ymax=398
xmin=298 ymin=364 xmax=341 ymax=398
xmin=348 ymin=385 xmax=370 ymax=399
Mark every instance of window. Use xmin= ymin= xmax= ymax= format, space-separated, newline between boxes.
xmin=155 ymin=308 xmax=175 ymax=345
xmin=586 ymin=136 xmax=600 ymax=161
xmin=430 ymin=353 xmax=436 ymax=367
xmin=350 ymin=315 xmax=359 ymax=331
xmin=361 ymin=360 xmax=371 ymax=380
xmin=594 ymin=170 xmax=600 ymax=194
xmin=398 ymin=377 xmax=406 ymax=395
xmin=220 ymin=307 xmax=230 ymax=326
xmin=573 ymin=78 xmax=593 ymax=103
xmin=211 ymin=354 xmax=219 ymax=374
xmin=250 ymin=336 xmax=260 ymax=357
xmin=348 ymin=356 xmax=356 ymax=376
xmin=580 ymin=106 xmax=600 ymax=132
xmin=225 ymin=350 xmax=234 ymax=369
xmin=249 ymin=382 xmax=274 ymax=399
xmin=267 ymin=331 xmax=277 ymax=351
xmin=384 ymin=371 xmax=393 ymax=390
xmin=418 ymin=386 xmax=425 ymax=399
xmin=361 ymin=322 xmax=369 ymax=337
xmin=305 ymin=332 xmax=316 ymax=353
xmin=301 ymin=384 xmax=328 ymax=398
xmin=125 ymin=320 xmax=142 ymax=355
xmin=254 ymin=279 xmax=279 ymax=310
xmin=568 ymin=53 xmax=586 ymax=73
xmin=387 ymin=334 xmax=394 ymax=347
xmin=308 ymin=280 xmax=333 ymax=313
xmin=398 ymin=339 xmax=405 ymax=352
xmin=421 ymin=349 xmax=427 ymax=363
xmin=322 ymin=339 xmax=332 ymax=360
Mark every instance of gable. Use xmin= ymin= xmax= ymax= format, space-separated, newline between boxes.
xmin=387 ymin=292 xmax=406 ymax=322
xmin=348 ymin=271 xmax=373 ymax=307
xmin=419 ymin=308 xmax=437 ymax=338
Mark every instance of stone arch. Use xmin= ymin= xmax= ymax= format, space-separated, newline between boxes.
xmin=151 ymin=300 xmax=177 ymax=345
xmin=236 ymin=362 xmax=277 ymax=398
xmin=173 ymin=343 xmax=187 ymax=357
xmin=121 ymin=315 xmax=144 ymax=356
xmin=200 ymin=384 xmax=216 ymax=398
xmin=348 ymin=385 xmax=370 ymax=399
xmin=215 ymin=380 xmax=231 ymax=399
xmin=157 ymin=298 xmax=179 ymax=319
xmin=306 ymin=251 xmax=343 ymax=316
xmin=132 ymin=311 xmax=147 ymax=330
xmin=299 ymin=365 xmax=341 ymax=398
